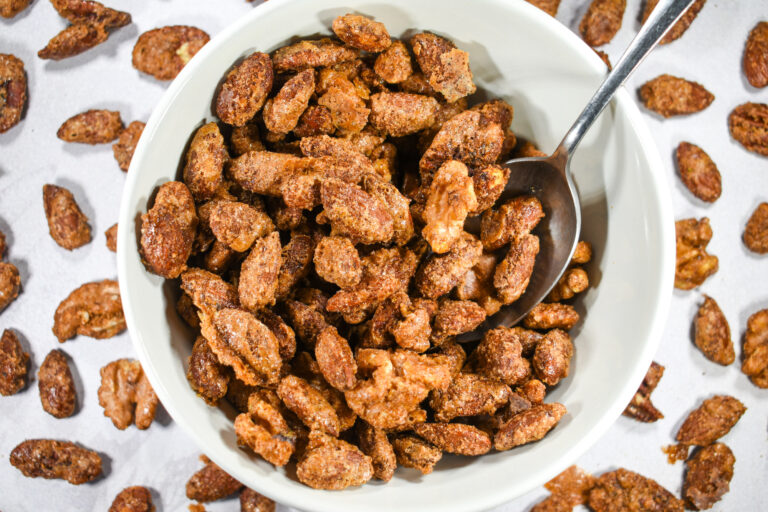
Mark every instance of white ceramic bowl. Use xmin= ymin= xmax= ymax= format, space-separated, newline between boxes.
xmin=118 ymin=0 xmax=675 ymax=510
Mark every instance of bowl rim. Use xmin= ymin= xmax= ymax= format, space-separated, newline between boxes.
xmin=117 ymin=0 xmax=676 ymax=510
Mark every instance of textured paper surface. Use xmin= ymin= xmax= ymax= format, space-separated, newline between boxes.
xmin=1 ymin=0 xmax=766 ymax=510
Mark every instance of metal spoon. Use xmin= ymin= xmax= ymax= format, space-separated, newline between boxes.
xmin=475 ymin=0 xmax=696 ymax=335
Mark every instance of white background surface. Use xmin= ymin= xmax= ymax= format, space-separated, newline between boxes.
xmin=0 ymin=0 xmax=766 ymax=510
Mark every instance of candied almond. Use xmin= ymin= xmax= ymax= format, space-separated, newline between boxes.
xmin=588 ymin=468 xmax=684 ymax=511
xmin=38 ymin=349 xmax=76 ymax=418
xmin=315 ymin=326 xmax=357 ymax=392
xmin=414 ymin=423 xmax=491 ymax=456
xmin=313 ymin=236 xmax=362 ymax=289
xmin=494 ymin=233 xmax=540 ymax=304
xmin=432 ymin=299 xmax=486 ymax=342
xmin=264 ymin=69 xmax=315 ymax=135
xmin=321 ymin=178 xmax=394 ymax=245
xmin=181 ymin=268 xmax=238 ymax=313
xmin=430 ymin=372 xmax=510 ymax=422
xmin=684 ymin=443 xmax=734 ymax=510
xmin=278 ymin=374 xmax=340 ymax=436
xmin=0 ymin=0 xmax=30 ymax=18
xmin=53 ymin=279 xmax=125 ymax=342
xmin=639 ymin=75 xmax=714 ymax=118
xmin=43 ymin=184 xmax=91 ymax=250
xmin=272 ymin=38 xmax=359 ymax=72
xmin=369 ymin=92 xmax=439 ymax=137
xmin=186 ymin=335 xmax=229 ymax=405
xmin=112 ymin=120 xmax=145 ymax=171
xmin=10 ymin=439 xmax=102 ymax=485
xmin=209 ymin=202 xmax=273 ymax=253
xmin=57 ymin=109 xmax=123 ymax=143
xmin=744 ymin=21 xmax=768 ymax=88
xmin=579 ymin=0 xmax=626 ymax=47
xmin=0 ymin=54 xmax=27 ymax=133
xmin=240 ymin=488 xmax=275 ymax=512
xmin=641 ymin=0 xmax=705 ymax=45
xmin=108 ymin=486 xmax=155 ymax=512
xmin=238 ymin=232 xmax=282 ymax=311
xmin=494 ymin=402 xmax=566 ymax=450
xmin=741 ymin=308 xmax=768 ymax=388
xmin=374 ymin=40 xmax=413 ymax=84
xmin=332 ymin=14 xmax=391 ymax=53
xmin=216 ymin=52 xmax=274 ymax=127
xmin=296 ymin=430 xmax=373 ymax=490
xmin=105 ymin=223 xmax=118 ymax=252
xmin=132 ymin=26 xmax=209 ymax=80
xmin=186 ymin=455 xmax=243 ymax=502
xmin=392 ymin=434 xmax=442 ymax=474
xmin=98 ymin=359 xmax=159 ymax=430
xmin=694 ymin=296 xmax=734 ymax=365
xmin=410 ymin=32 xmax=476 ymax=103
xmin=676 ymin=395 xmax=746 ymax=446
xmin=38 ymin=24 xmax=109 ymax=61
xmin=0 ymin=329 xmax=28 ymax=396
xmin=415 ymin=231 xmax=482 ymax=299
xmin=356 ymin=422 xmax=396 ymax=481
xmin=481 ymin=195 xmax=544 ymax=251
xmin=523 ymin=303 xmax=579 ymax=330
xmin=729 ymin=102 xmax=768 ymax=157
xmin=744 ymin=202 xmax=768 ymax=253
xmin=50 ymin=0 xmax=131 ymax=28
xmin=676 ymin=142 xmax=721 ymax=203
xmin=0 ymin=262 xmax=21 ymax=313
xmin=183 ymin=122 xmax=227 ymax=202
xmin=532 ymin=329 xmax=573 ymax=386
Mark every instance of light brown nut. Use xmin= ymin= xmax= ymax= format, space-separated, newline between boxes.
xmin=391 ymin=301 xmax=432 ymax=353
xmin=98 ymin=359 xmax=159 ymax=430
xmin=744 ymin=202 xmax=768 ymax=253
xmin=547 ymin=267 xmax=589 ymax=302
xmin=10 ymin=439 xmax=101 ymax=485
xmin=50 ymin=0 xmax=130 ymax=27
xmin=684 ymin=443 xmax=735 ymax=510
xmin=744 ymin=21 xmax=768 ymax=88
xmin=239 ymin=232 xmax=282 ymax=311
xmin=294 ymin=105 xmax=334 ymax=138
xmin=274 ymin=232 xmax=314 ymax=300
xmin=296 ymin=430 xmax=373 ymax=490
xmin=572 ymin=240 xmax=592 ymax=264
xmin=470 ymin=164 xmax=510 ymax=214
xmin=209 ymin=202 xmax=273 ymax=253
xmin=369 ymin=92 xmax=439 ymax=137
xmin=317 ymin=74 xmax=370 ymax=135
xmin=676 ymin=395 xmax=746 ymax=446
xmin=516 ymin=378 xmax=546 ymax=404
xmin=320 ymin=178 xmax=394 ymax=245
xmin=529 ymin=494 xmax=572 ymax=512
xmin=392 ymin=434 xmax=442 ymax=474
xmin=473 ymin=327 xmax=529 ymax=386
xmin=140 ymin=181 xmax=198 ymax=279
xmin=186 ymin=455 xmax=243 ymax=502
xmin=186 ymin=335 xmax=229 ymax=405
xmin=53 ymin=279 xmax=125 ymax=342
xmin=544 ymin=465 xmax=597 ymax=507
xmin=494 ymin=233 xmax=540 ymax=304
xmin=578 ymin=0 xmax=626 ymax=47
xmin=292 ymin=351 xmax=358 ymax=433
xmin=430 ymin=372 xmax=510 ymax=422
xmin=278 ymin=374 xmax=340 ymax=436
xmin=332 ymin=14 xmax=391 ymax=52
xmin=105 ymin=223 xmax=118 ymax=252
xmin=216 ymin=52 xmax=274 ymax=127
xmin=272 ymin=38 xmax=359 ymax=72
xmin=622 ymin=361 xmax=665 ymax=422
xmin=481 ymin=196 xmax=544 ymax=251
xmin=315 ymin=326 xmax=357 ymax=392
xmin=742 ymin=308 xmax=768 ymax=388
xmin=728 ymin=102 xmax=768 ymax=157
xmin=183 ymin=122 xmax=227 ymax=202
xmin=362 ymin=174 xmax=414 ymax=246
xmin=0 ymin=329 xmax=28 ymax=396
xmin=524 ymin=0 xmax=561 ymax=16
xmin=228 ymin=151 xmax=309 ymax=196
xmin=523 ymin=303 xmax=580 ymax=330
xmin=639 ymin=75 xmax=714 ymax=118
xmin=263 ymin=69 xmax=315 ymax=134
xmin=230 ymin=122 xmax=264 ymax=156
xmin=422 ymin=160 xmax=477 ymax=253
xmin=0 ymin=0 xmax=30 ymax=18
xmin=38 ymin=349 xmax=76 ymax=418
xmin=493 ymin=402 xmax=566 ymax=450
xmin=313 ymin=236 xmax=362 ymax=289
xmin=132 ymin=26 xmax=209 ymax=80
xmin=588 ymin=468 xmax=684 ymax=512
xmin=410 ymin=32 xmax=475 ymax=103
xmin=374 ymin=40 xmax=412 ymax=84
xmin=57 ymin=109 xmax=123 ymax=143
xmin=532 ymin=329 xmax=573 ymax=386
xmin=240 ymin=488 xmax=275 ymax=512
xmin=0 ymin=262 xmax=21 ymax=313
xmin=108 ymin=486 xmax=155 ymax=512
xmin=414 ymin=423 xmax=491 ymax=456
xmin=675 ymin=142 xmax=721 ymax=203
xmin=234 ymin=395 xmax=296 ymax=467
xmin=181 ymin=268 xmax=239 ymax=313
xmin=301 ymin=134 xmax=375 ymax=184
xmin=641 ymin=0 xmax=705 ymax=45
xmin=432 ymin=299 xmax=486 ymax=341
xmin=675 ymin=218 xmax=718 ymax=290
xmin=0 ymin=54 xmax=27 ymax=133
xmin=356 ymin=421 xmax=396 ymax=481
xmin=112 ymin=120 xmax=145 ymax=171
xmin=42 ymin=184 xmax=91 ymax=250
xmin=694 ymin=296 xmax=734 ymax=365
xmin=38 ymin=24 xmax=109 ymax=61
xmin=257 ymin=309 xmax=296 ymax=362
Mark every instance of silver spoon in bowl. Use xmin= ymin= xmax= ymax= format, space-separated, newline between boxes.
xmin=471 ymin=0 xmax=696 ymax=336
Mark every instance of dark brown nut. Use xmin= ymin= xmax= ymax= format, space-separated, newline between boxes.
xmin=53 ymin=280 xmax=125 ymax=342
xmin=109 ymin=486 xmax=155 ymax=512
xmin=676 ymin=142 xmax=721 ymax=203
xmin=140 ymin=181 xmax=198 ymax=279
xmin=422 ymin=160 xmax=477 ymax=253
xmin=744 ymin=21 xmax=768 ymax=88
xmin=285 ymin=299 xmax=329 ymax=346
xmin=544 ymin=465 xmax=597 ymax=508
xmin=694 ymin=295 xmax=734 ymax=365
xmin=369 ymin=92 xmax=438 ymax=137
xmin=234 ymin=394 xmax=296 ymax=466
xmin=38 ymin=24 xmax=109 ymax=60
xmin=50 ymin=0 xmax=131 ymax=27
xmin=639 ymin=75 xmax=714 ymax=118
xmin=414 ymin=423 xmax=491 ymax=456
xmin=320 ymin=178 xmax=394 ymax=245
xmin=470 ymin=164 xmax=509 ymax=214
xmin=524 ymin=0 xmax=561 ymax=16
xmin=0 ymin=329 xmax=28 ymax=396
xmin=398 ymin=72 xmax=438 ymax=97
xmin=0 ymin=262 xmax=21 ymax=313
xmin=641 ymin=0 xmax=705 ymax=45
xmin=209 ymin=202 xmax=273 ymax=253
xmin=98 ymin=359 xmax=159 ymax=430
xmin=493 ymin=402 xmax=566 ymax=450
xmin=187 ymin=335 xmax=229 ymax=405
xmin=181 ymin=268 xmax=238 ymax=313
xmin=684 ymin=443 xmax=735 ymax=510
xmin=272 ymin=38 xmax=359 ymax=72
xmin=216 ymin=52 xmax=274 ymax=127
xmin=183 ymin=122 xmax=227 ymax=202
xmin=38 ymin=350 xmax=76 ymax=418
xmin=332 ymin=14 xmax=391 ymax=52
xmin=132 ymin=26 xmax=209 ymax=80
xmin=494 ymin=233 xmax=540 ymax=304
xmin=57 ymin=109 xmax=123 ymax=143
xmin=481 ymin=196 xmax=544 ymax=251
xmin=523 ymin=303 xmax=580 ymax=330
xmin=317 ymin=74 xmax=370 ymax=135
xmin=231 ymin=122 xmax=264 ymax=156
xmin=410 ymin=32 xmax=476 ymax=103
xmin=432 ymin=299 xmax=486 ymax=341
xmin=728 ymin=102 xmax=768 ymax=157
xmin=274 ymin=232 xmax=313 ymax=300
xmin=294 ymin=105 xmax=334 ymax=138
xmin=186 ymin=455 xmax=243 ymax=502
xmin=356 ymin=421 xmax=396 ymax=481
xmin=516 ymin=378 xmax=546 ymax=404
xmin=257 ymin=309 xmax=296 ymax=362
xmin=392 ymin=434 xmax=442 ymax=474
xmin=474 ymin=327 xmax=530 ymax=386
xmin=578 ymin=0 xmax=626 ymax=47
xmin=42 ymin=184 xmax=91 ymax=250
xmin=297 ymin=430 xmax=373 ymax=489
xmin=430 ymin=372 xmax=510 ymax=422
xmin=315 ymin=326 xmax=357 ymax=392
xmin=742 ymin=309 xmax=768 ymax=388
xmin=0 ymin=54 xmax=27 ymax=133
xmin=0 ymin=0 xmax=30 ymax=17
xmin=105 ymin=223 xmax=118 ymax=252
xmin=374 ymin=40 xmax=412 ymax=84
xmin=238 ymin=232 xmax=282 ymax=311
xmin=572 ymin=240 xmax=592 ymax=264
xmin=112 ymin=120 xmax=145 ymax=171
xmin=623 ymin=361 xmax=665 ymax=422
xmin=744 ymin=202 xmax=768 ymax=253
xmin=263 ymin=69 xmax=315 ymax=134
xmin=10 ymin=439 xmax=102 ymax=485
xmin=278 ymin=374 xmax=340 ymax=436
xmin=676 ymin=395 xmax=746 ymax=446
xmin=675 ymin=218 xmax=718 ymax=290
xmin=547 ymin=267 xmax=589 ymax=302
xmin=292 ymin=351 xmax=358 ymax=433
xmin=532 ymin=329 xmax=573 ymax=386
xmin=588 ymin=468 xmax=684 ymax=512
xmin=314 ymin=236 xmax=362 ymax=289
xmin=240 ymin=488 xmax=275 ymax=512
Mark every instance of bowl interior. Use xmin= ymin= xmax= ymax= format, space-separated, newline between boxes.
xmin=118 ymin=1 xmax=674 ymax=511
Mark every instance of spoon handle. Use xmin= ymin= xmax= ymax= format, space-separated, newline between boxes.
xmin=557 ymin=0 xmax=697 ymax=159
